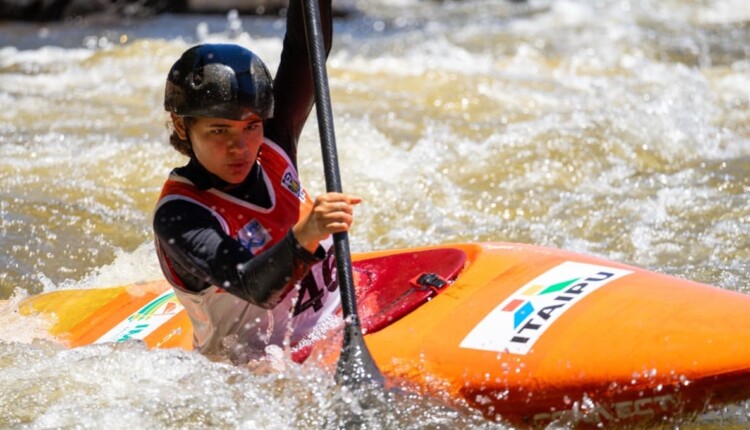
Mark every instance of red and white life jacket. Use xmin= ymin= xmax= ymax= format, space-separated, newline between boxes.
xmin=155 ymin=139 xmax=340 ymax=359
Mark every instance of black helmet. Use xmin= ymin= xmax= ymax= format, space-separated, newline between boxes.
xmin=164 ymin=44 xmax=274 ymax=120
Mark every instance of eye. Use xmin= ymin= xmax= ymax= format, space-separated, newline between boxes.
xmin=245 ymin=122 xmax=261 ymax=131
xmin=210 ymin=128 xmax=228 ymax=134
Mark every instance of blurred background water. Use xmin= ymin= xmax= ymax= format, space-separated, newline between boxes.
xmin=0 ymin=0 xmax=749 ymax=428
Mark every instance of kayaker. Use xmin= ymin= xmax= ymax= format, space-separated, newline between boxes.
xmin=153 ymin=0 xmax=357 ymax=365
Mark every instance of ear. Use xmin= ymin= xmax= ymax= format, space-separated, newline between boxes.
xmin=171 ymin=113 xmax=188 ymax=140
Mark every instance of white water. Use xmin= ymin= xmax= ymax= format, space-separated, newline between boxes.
xmin=1 ymin=0 xmax=749 ymax=428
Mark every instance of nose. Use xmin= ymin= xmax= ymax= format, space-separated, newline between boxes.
xmin=226 ymin=135 xmax=246 ymax=153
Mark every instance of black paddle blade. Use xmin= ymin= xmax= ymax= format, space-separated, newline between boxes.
xmin=336 ymin=322 xmax=386 ymax=388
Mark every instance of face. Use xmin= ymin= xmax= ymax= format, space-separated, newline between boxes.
xmin=174 ymin=115 xmax=264 ymax=184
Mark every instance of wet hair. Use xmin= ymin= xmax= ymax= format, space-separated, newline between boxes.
xmin=167 ymin=116 xmax=194 ymax=157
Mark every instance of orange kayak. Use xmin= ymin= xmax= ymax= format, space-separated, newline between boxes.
xmin=18 ymin=242 xmax=750 ymax=427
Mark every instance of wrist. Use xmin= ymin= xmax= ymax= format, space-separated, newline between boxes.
xmin=291 ymin=224 xmax=319 ymax=254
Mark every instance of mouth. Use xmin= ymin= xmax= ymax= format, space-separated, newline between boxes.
xmin=227 ymin=160 xmax=249 ymax=169
xmin=225 ymin=160 xmax=251 ymax=179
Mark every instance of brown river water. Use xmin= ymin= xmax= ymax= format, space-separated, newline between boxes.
xmin=0 ymin=0 xmax=749 ymax=428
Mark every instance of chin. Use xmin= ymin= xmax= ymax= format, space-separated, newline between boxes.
xmin=226 ymin=176 xmax=245 ymax=185
xmin=228 ymin=171 xmax=251 ymax=184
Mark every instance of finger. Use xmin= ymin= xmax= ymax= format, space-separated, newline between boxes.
xmin=320 ymin=200 xmax=355 ymax=215
xmin=323 ymin=209 xmax=354 ymax=224
xmin=313 ymin=203 xmax=350 ymax=218
xmin=325 ymin=220 xmax=354 ymax=233
xmin=337 ymin=201 xmax=354 ymax=214
xmin=321 ymin=210 xmax=354 ymax=224
xmin=318 ymin=193 xmax=362 ymax=205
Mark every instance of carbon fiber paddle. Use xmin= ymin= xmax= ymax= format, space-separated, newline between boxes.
xmin=301 ymin=0 xmax=385 ymax=389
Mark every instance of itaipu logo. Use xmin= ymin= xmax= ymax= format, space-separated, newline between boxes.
xmin=460 ymin=261 xmax=632 ymax=355
xmin=94 ymin=290 xmax=184 ymax=344
xmin=128 ymin=291 xmax=181 ymax=322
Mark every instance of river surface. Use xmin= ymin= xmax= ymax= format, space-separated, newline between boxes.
xmin=1 ymin=0 xmax=749 ymax=428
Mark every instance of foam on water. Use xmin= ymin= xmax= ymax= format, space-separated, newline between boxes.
xmin=325 ymin=0 xmax=750 ymax=291
xmin=0 ymin=290 xmax=55 ymax=343
xmin=0 ymin=339 xmax=503 ymax=429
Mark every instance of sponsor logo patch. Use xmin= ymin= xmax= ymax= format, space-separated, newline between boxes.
xmin=281 ymin=168 xmax=306 ymax=201
xmin=95 ymin=290 xmax=184 ymax=343
xmin=238 ymin=219 xmax=272 ymax=254
xmin=460 ymin=261 xmax=632 ymax=355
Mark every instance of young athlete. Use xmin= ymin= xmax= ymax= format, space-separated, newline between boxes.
xmin=153 ymin=0 xmax=358 ymax=364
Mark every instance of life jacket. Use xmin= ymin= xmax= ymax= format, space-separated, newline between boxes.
xmin=155 ymin=139 xmax=340 ymax=360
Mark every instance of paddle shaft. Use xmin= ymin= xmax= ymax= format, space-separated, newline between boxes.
xmin=301 ymin=0 xmax=384 ymax=386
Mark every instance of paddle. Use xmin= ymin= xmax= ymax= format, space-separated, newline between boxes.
xmin=301 ymin=0 xmax=385 ymax=389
